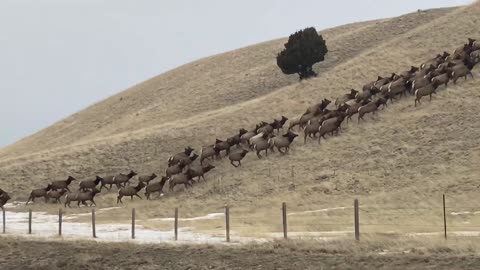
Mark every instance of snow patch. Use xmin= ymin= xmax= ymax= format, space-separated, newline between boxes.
xmin=450 ymin=211 xmax=471 ymax=216
xmin=288 ymin=207 xmax=348 ymax=216
xmin=148 ymin=213 xmax=225 ymax=222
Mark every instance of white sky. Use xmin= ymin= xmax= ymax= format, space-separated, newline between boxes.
xmin=0 ymin=0 xmax=473 ymax=147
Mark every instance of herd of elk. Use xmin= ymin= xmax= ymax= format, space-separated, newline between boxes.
xmin=0 ymin=39 xmax=478 ymax=209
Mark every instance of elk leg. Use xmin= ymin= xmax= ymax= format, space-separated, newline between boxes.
xmin=130 ymin=195 xmax=133 ymax=200
xmin=66 ymin=187 xmax=71 ymax=193
xmin=90 ymin=199 xmax=96 ymax=206
xmin=135 ymin=194 xmax=143 ymax=200
xmin=230 ymin=160 xmax=238 ymax=167
xmin=26 ymin=197 xmax=31 ymax=205
xmin=256 ymin=150 xmax=262 ymax=159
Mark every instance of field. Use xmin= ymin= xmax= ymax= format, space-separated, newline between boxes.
xmin=2 ymin=236 xmax=480 ymax=269
xmin=1 ymin=0 xmax=480 ymax=248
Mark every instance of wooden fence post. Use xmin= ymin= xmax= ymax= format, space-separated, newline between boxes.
xmin=28 ymin=209 xmax=32 ymax=234
xmin=174 ymin=207 xmax=178 ymax=241
xmin=282 ymin=202 xmax=287 ymax=239
xmin=225 ymin=205 xmax=230 ymax=242
xmin=2 ymin=208 xmax=5 ymax=234
xmin=443 ymin=194 xmax=447 ymax=240
xmin=132 ymin=208 xmax=136 ymax=239
xmin=92 ymin=209 xmax=96 ymax=238
xmin=58 ymin=209 xmax=62 ymax=236
xmin=354 ymin=199 xmax=359 ymax=241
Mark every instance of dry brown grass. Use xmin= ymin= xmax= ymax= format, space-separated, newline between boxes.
xmin=1 ymin=3 xmax=480 ymax=240
xmin=2 ymin=236 xmax=480 ymax=269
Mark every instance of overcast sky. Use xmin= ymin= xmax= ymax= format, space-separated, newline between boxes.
xmin=0 ymin=0 xmax=473 ymax=148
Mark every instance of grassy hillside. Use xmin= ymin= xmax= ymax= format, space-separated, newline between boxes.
xmin=1 ymin=2 xmax=480 ymax=235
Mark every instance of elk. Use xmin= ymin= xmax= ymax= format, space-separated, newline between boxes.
xmin=51 ymin=176 xmax=76 ymax=192
xmin=357 ymin=99 xmax=383 ymax=122
xmin=26 ymin=184 xmax=53 ymax=205
xmin=114 ymin=170 xmax=138 ymax=188
xmin=138 ymin=173 xmax=158 ymax=185
xmin=270 ymin=116 xmax=289 ymax=133
xmin=228 ymin=149 xmax=249 ymax=167
xmin=0 ymin=190 xmax=11 ymax=210
xmin=414 ymin=80 xmax=441 ymax=107
xmin=213 ymin=139 xmax=234 ymax=157
xmin=47 ymin=190 xmax=67 ymax=204
xmin=117 ymin=182 xmax=146 ymax=204
xmin=187 ymin=164 xmax=215 ymax=182
xmin=168 ymin=171 xmax=194 ymax=192
xmin=65 ymin=188 xmax=101 ymax=208
xmin=168 ymin=147 xmax=194 ymax=167
xmin=166 ymin=162 xmax=186 ymax=178
xmin=268 ymin=131 xmax=298 ymax=154
xmin=79 ymin=176 xmax=103 ymax=192
xmin=200 ymin=145 xmax=217 ymax=165
xmin=145 ymin=176 xmax=169 ymax=200
xmin=227 ymin=128 xmax=248 ymax=148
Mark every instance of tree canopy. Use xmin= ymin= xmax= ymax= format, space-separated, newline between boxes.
xmin=276 ymin=27 xmax=328 ymax=80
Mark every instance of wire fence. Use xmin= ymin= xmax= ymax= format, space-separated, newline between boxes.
xmin=2 ymin=194 xmax=480 ymax=243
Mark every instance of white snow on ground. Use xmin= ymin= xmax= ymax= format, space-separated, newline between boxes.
xmin=63 ymin=213 xmax=92 ymax=220
xmin=0 ymin=210 xmax=246 ymax=244
xmin=269 ymin=231 xmax=352 ymax=240
xmin=451 ymin=211 xmax=471 ymax=216
xmin=98 ymin=207 xmax=121 ymax=211
xmin=407 ymin=231 xmax=480 ymax=237
xmin=148 ymin=213 xmax=224 ymax=222
xmin=287 ymin=207 xmax=349 ymax=216
xmin=3 ymin=201 xmax=26 ymax=208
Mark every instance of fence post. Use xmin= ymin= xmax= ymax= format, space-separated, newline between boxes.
xmin=58 ymin=209 xmax=62 ymax=236
xmin=2 ymin=208 xmax=5 ymax=234
xmin=282 ymin=202 xmax=287 ymax=239
xmin=354 ymin=199 xmax=360 ymax=241
xmin=92 ymin=209 xmax=96 ymax=238
xmin=132 ymin=208 xmax=136 ymax=239
xmin=443 ymin=194 xmax=447 ymax=240
xmin=225 ymin=205 xmax=230 ymax=242
xmin=174 ymin=207 xmax=178 ymax=241
xmin=28 ymin=209 xmax=32 ymax=234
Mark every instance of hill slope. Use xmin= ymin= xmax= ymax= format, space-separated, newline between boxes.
xmin=1 ymin=3 xmax=480 ymax=229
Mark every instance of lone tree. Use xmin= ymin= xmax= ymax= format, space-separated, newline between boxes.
xmin=276 ymin=27 xmax=328 ymax=80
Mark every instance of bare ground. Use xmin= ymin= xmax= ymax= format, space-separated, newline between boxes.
xmin=2 ymin=237 xmax=480 ymax=270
